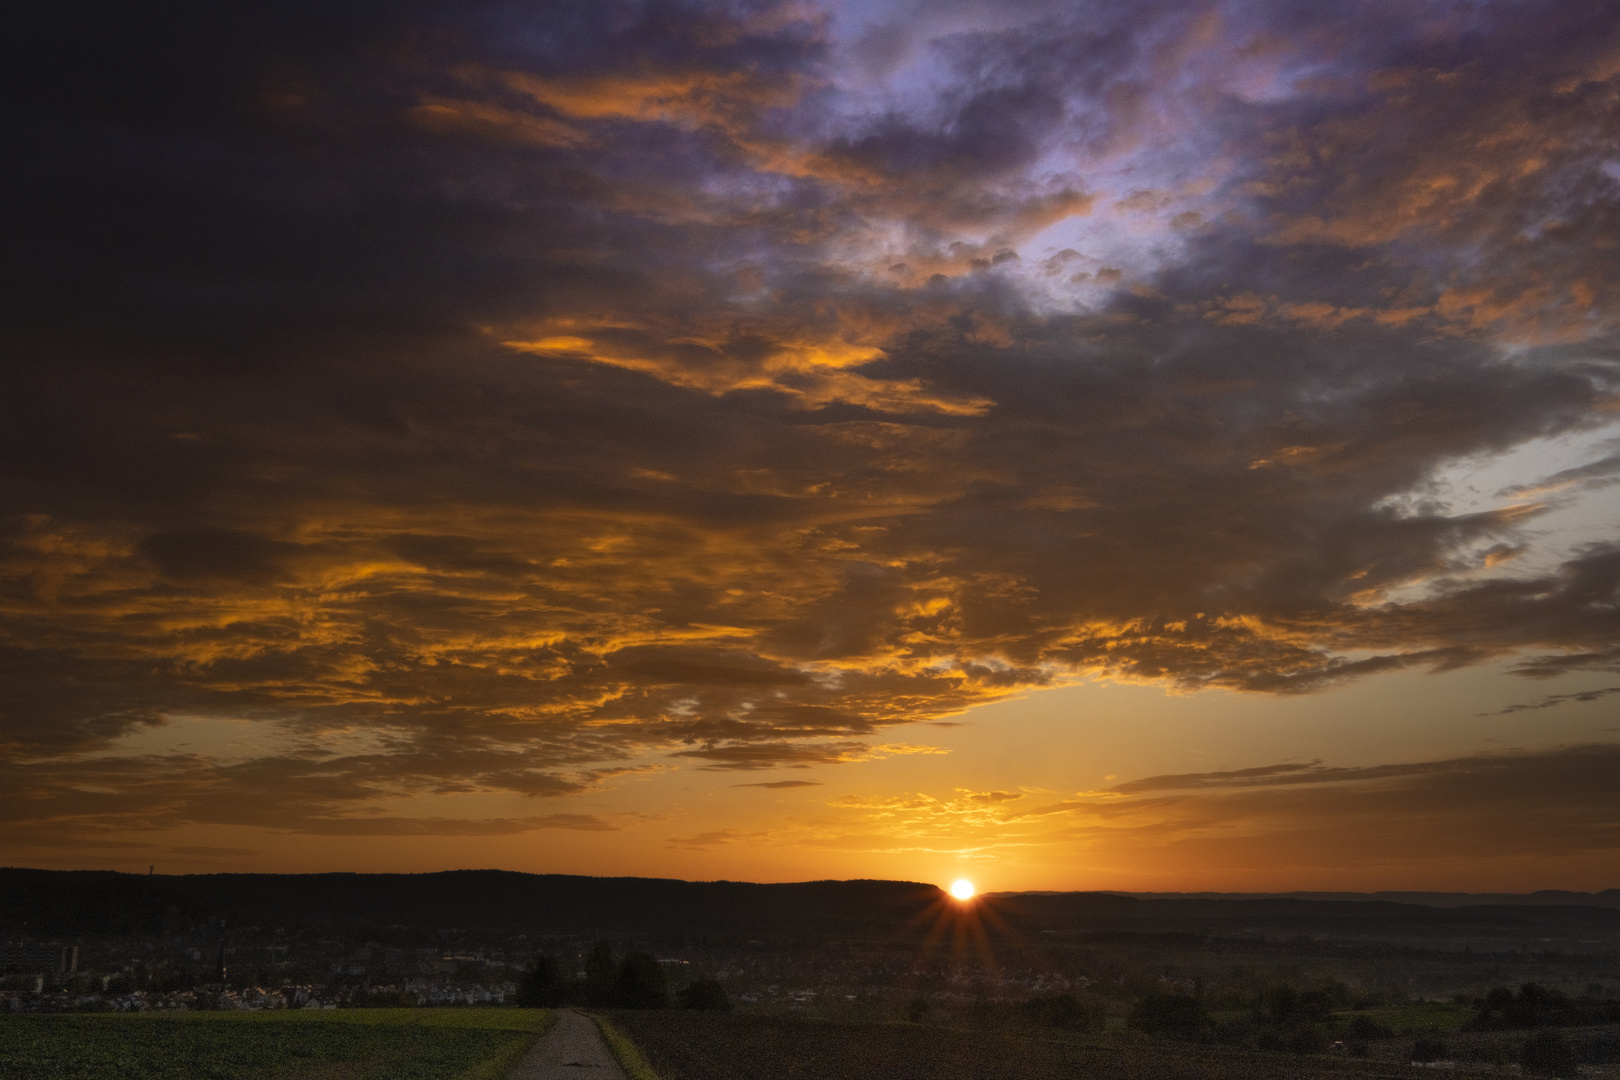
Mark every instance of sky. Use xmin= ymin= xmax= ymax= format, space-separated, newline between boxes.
xmin=3 ymin=0 xmax=1620 ymax=892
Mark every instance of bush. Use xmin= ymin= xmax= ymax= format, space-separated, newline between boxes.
xmin=1471 ymin=982 xmax=1604 ymax=1031
xmin=1349 ymin=1014 xmax=1393 ymax=1039
xmin=614 ymin=952 xmax=668 ymax=1010
xmin=1023 ymin=993 xmax=1105 ymax=1033
xmin=1522 ymin=1031 xmax=1578 ymax=1078
xmin=515 ymin=954 xmax=573 ymax=1008
xmin=1287 ymin=1026 xmax=1329 ymax=1055
xmin=905 ymin=996 xmax=933 ymax=1024
xmin=1411 ymin=1038 xmax=1448 ymax=1063
xmin=1128 ymin=992 xmax=1210 ymax=1041
xmin=583 ymin=943 xmax=617 ymax=1007
xmin=677 ymin=975 xmax=731 ymax=1011
xmin=1264 ymin=985 xmax=1300 ymax=1023
xmin=1297 ymin=990 xmax=1335 ymax=1022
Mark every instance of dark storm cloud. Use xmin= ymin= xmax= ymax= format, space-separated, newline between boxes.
xmin=3 ymin=0 xmax=1620 ymax=835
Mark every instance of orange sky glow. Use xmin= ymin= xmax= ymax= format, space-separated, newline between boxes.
xmin=3 ymin=0 xmax=1619 ymax=892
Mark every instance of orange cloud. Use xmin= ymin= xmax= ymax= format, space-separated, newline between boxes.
xmin=408 ymin=98 xmax=589 ymax=146
xmin=7 ymin=0 xmax=1620 ymax=872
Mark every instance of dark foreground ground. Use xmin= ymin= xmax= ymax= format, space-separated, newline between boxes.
xmin=608 ymin=1010 xmax=1422 ymax=1080
xmin=0 ymin=1009 xmax=553 ymax=1080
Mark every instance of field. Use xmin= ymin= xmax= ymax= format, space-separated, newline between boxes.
xmin=1341 ymin=1002 xmax=1476 ymax=1034
xmin=607 ymin=1010 xmax=1431 ymax=1080
xmin=0 ymin=1008 xmax=554 ymax=1080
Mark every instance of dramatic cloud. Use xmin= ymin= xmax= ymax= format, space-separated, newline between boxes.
xmin=2 ymin=0 xmax=1618 ymax=855
xmin=1482 ymin=685 xmax=1620 ymax=716
xmin=820 ymin=744 xmax=1620 ymax=882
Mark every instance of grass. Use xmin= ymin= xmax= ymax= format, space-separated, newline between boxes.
xmin=0 ymin=1008 xmax=556 ymax=1080
xmin=1345 ymin=1002 xmax=1476 ymax=1033
xmin=587 ymin=1012 xmax=661 ymax=1080
xmin=606 ymin=1010 xmax=1442 ymax=1080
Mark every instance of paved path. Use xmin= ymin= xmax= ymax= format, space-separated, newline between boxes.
xmin=509 ymin=1009 xmax=630 ymax=1080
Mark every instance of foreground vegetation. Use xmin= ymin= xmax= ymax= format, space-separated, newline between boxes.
xmin=608 ymin=1009 xmax=1423 ymax=1080
xmin=0 ymin=1008 xmax=554 ymax=1080
xmin=517 ymin=944 xmax=729 ymax=1011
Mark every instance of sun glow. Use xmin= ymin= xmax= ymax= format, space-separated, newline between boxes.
xmin=949 ymin=878 xmax=976 ymax=901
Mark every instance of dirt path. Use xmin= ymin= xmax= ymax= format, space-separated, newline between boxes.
xmin=508 ymin=1009 xmax=630 ymax=1080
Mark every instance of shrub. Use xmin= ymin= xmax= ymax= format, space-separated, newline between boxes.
xmin=1349 ymin=1014 xmax=1393 ymax=1039
xmin=1287 ymin=1026 xmax=1329 ymax=1055
xmin=1411 ymin=1038 xmax=1448 ymax=1063
xmin=1023 ymin=993 xmax=1105 ymax=1033
xmin=677 ymin=975 xmax=731 ymax=1011
xmin=1522 ymin=1031 xmax=1578 ymax=1078
xmin=1472 ymin=982 xmax=1590 ymax=1030
xmin=516 ymin=954 xmax=573 ymax=1008
xmin=1128 ymin=992 xmax=1210 ymax=1041
xmin=1297 ymin=990 xmax=1335 ymax=1021
xmin=1264 ymin=985 xmax=1300 ymax=1023
xmin=614 ymin=952 xmax=669 ymax=1010
xmin=583 ymin=943 xmax=618 ymax=1007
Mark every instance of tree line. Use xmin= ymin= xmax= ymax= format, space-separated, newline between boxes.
xmin=514 ymin=944 xmax=729 ymax=1011
xmin=1122 ymin=982 xmax=1616 ymax=1077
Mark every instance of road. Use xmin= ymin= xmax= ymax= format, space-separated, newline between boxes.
xmin=508 ymin=1009 xmax=631 ymax=1080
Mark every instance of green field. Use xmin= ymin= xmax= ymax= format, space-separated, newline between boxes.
xmin=1338 ymin=1002 xmax=1476 ymax=1034
xmin=0 ymin=1008 xmax=554 ymax=1080
xmin=608 ymin=1010 xmax=1428 ymax=1080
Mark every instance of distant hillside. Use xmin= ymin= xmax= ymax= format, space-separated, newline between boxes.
xmin=1116 ymin=890 xmax=1620 ymax=908
xmin=6 ymin=868 xmax=1619 ymax=945
xmin=0 ymin=868 xmax=944 ymax=938
xmin=987 ymin=890 xmax=1620 ymax=942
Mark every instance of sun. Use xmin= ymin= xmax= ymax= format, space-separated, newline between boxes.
xmin=949 ymin=878 xmax=976 ymax=901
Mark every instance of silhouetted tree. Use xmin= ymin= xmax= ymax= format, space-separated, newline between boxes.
xmin=1262 ymin=984 xmax=1332 ymax=1025
xmin=1478 ymin=982 xmax=1620 ymax=1030
xmin=1129 ymin=992 xmax=1210 ymax=1041
xmin=1022 ymin=993 xmax=1105 ymax=1033
xmin=1349 ymin=1014 xmax=1394 ymax=1039
xmin=582 ymin=942 xmax=617 ymax=1007
xmin=1411 ymin=1038 xmax=1448 ymax=1063
xmin=906 ymin=995 xmax=933 ymax=1024
xmin=516 ymin=954 xmax=572 ymax=1007
xmin=1522 ymin=1031 xmax=1578 ymax=1078
xmin=1512 ymin=984 xmax=1567 ymax=1027
xmin=1473 ymin=983 xmax=1574 ymax=1030
xmin=677 ymin=974 xmax=731 ymax=1011
xmin=1265 ymin=985 xmax=1301 ymax=1023
xmin=614 ymin=951 xmax=668 ymax=1009
xmin=1297 ymin=989 xmax=1335 ymax=1021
